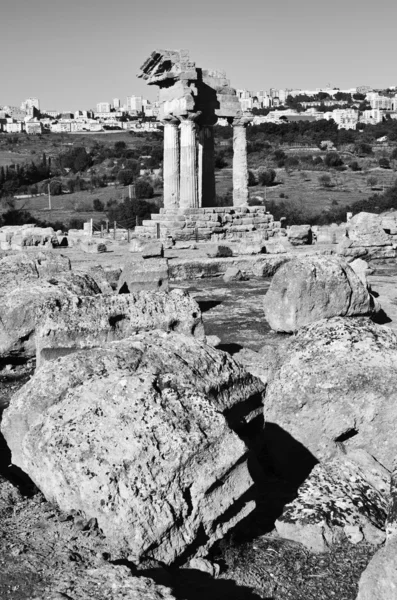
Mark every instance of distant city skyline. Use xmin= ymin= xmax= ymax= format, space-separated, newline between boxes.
xmin=1 ymin=0 xmax=396 ymax=112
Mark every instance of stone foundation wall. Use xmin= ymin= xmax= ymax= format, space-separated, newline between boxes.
xmin=135 ymin=207 xmax=281 ymax=242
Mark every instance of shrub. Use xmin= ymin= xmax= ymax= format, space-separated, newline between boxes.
xmin=257 ymin=167 xmax=276 ymax=186
xmin=135 ymin=179 xmax=154 ymax=199
xmin=324 ymin=152 xmax=344 ymax=168
xmin=379 ymin=157 xmax=391 ymax=169
xmin=93 ymin=199 xmax=104 ymax=211
xmin=214 ymin=151 xmax=227 ymax=169
xmin=319 ymin=174 xmax=332 ymax=188
xmin=248 ymin=170 xmax=257 ymax=186
xmin=350 ymin=161 xmax=361 ymax=171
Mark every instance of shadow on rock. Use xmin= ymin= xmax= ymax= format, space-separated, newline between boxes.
xmin=140 ymin=567 xmax=267 ymax=600
xmin=371 ymin=308 xmax=392 ymax=325
xmin=217 ymin=343 xmax=244 ymax=355
xmin=197 ymin=300 xmax=223 ymax=313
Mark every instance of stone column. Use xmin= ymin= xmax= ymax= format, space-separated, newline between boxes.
xmin=198 ymin=124 xmax=216 ymax=207
xmin=161 ymin=116 xmax=180 ymax=210
xmin=232 ymin=116 xmax=252 ymax=207
xmin=179 ymin=113 xmax=201 ymax=209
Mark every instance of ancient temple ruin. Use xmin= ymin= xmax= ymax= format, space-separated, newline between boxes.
xmin=136 ymin=49 xmax=280 ymax=241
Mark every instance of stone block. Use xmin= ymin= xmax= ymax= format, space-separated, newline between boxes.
xmin=117 ymin=258 xmax=169 ymax=293
xmin=142 ymin=241 xmax=164 ymax=258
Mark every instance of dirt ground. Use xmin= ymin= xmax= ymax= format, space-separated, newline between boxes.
xmin=1 ymin=246 xmax=396 ymax=599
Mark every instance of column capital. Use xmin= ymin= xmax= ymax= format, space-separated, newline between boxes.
xmin=160 ymin=115 xmax=180 ymax=126
xmin=179 ymin=111 xmax=202 ymax=124
xmin=230 ymin=116 xmax=253 ymax=128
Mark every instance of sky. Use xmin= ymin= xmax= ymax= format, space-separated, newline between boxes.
xmin=1 ymin=0 xmax=396 ymax=112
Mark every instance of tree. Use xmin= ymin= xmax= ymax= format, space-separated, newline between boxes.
xmin=257 ymin=167 xmax=276 ymax=186
xmin=367 ymin=176 xmax=378 ymax=189
xmin=248 ymin=170 xmax=257 ymax=186
xmin=135 ymin=179 xmax=154 ymax=199
xmin=49 ymin=179 xmax=62 ymax=195
xmin=93 ymin=198 xmax=105 ymax=211
xmin=117 ymin=169 xmax=135 ymax=186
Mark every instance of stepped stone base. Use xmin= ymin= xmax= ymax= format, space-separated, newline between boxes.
xmin=136 ymin=207 xmax=281 ymax=242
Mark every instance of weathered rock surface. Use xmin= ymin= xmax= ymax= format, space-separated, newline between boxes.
xmin=287 ymin=224 xmax=312 ymax=246
xmin=264 ymin=317 xmax=397 ymax=472
xmin=348 ymin=212 xmax=392 ymax=247
xmin=118 ymin=258 xmax=169 ymax=293
xmin=337 ymin=212 xmax=397 ymax=261
xmin=349 ymin=258 xmax=373 ymax=289
xmin=35 ymin=289 xmax=205 ymax=366
xmin=206 ymin=244 xmax=233 ymax=258
xmin=0 ymin=252 xmax=71 ymax=295
xmin=356 ymin=463 xmax=397 ymax=599
xmin=223 ymin=267 xmax=246 ymax=283
xmin=356 ymin=537 xmax=397 ymax=600
xmin=2 ymin=331 xmax=264 ymax=564
xmin=275 ymin=452 xmax=388 ymax=553
xmin=0 ymin=273 xmax=101 ymax=359
xmin=263 ymin=255 xmax=376 ymax=332
xmin=50 ymin=564 xmax=178 ymax=600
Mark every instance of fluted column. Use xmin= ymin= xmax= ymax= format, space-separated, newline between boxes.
xmin=161 ymin=116 xmax=180 ymax=209
xmin=232 ymin=116 xmax=252 ymax=206
xmin=198 ymin=124 xmax=216 ymax=207
xmin=179 ymin=112 xmax=201 ymax=209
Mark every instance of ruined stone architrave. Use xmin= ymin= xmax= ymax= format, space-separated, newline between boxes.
xmin=137 ymin=50 xmax=280 ymax=242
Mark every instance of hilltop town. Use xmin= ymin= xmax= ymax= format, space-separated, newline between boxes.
xmin=1 ymin=84 xmax=397 ymax=135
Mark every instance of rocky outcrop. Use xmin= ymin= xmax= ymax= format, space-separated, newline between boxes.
xmin=2 ymin=331 xmax=265 ymax=564
xmin=275 ymin=451 xmax=389 ymax=553
xmin=287 ymin=225 xmax=312 ymax=246
xmin=264 ymin=317 xmax=397 ymax=474
xmin=263 ymin=256 xmax=376 ymax=333
xmin=0 ymin=273 xmax=101 ymax=360
xmin=35 ymin=289 xmax=205 ymax=366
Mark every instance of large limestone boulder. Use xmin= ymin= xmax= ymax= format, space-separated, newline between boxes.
xmin=35 ymin=289 xmax=205 ymax=366
xmin=348 ymin=212 xmax=392 ymax=247
xmin=264 ymin=317 xmax=397 ymax=474
xmin=337 ymin=212 xmax=397 ymax=261
xmin=0 ymin=273 xmax=101 ymax=360
xmin=118 ymin=258 xmax=169 ymax=293
xmin=287 ymin=224 xmax=312 ymax=246
xmin=263 ymin=256 xmax=376 ymax=333
xmin=275 ymin=451 xmax=388 ymax=553
xmin=2 ymin=331 xmax=264 ymax=564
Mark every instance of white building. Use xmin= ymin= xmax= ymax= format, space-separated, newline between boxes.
xmin=21 ymin=97 xmax=40 ymax=111
xmin=96 ymin=102 xmax=111 ymax=113
xmin=360 ymin=109 xmax=383 ymax=124
xmin=127 ymin=96 xmax=143 ymax=112
xmin=112 ymin=98 xmax=121 ymax=109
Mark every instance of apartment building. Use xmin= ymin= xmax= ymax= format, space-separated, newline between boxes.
xmin=96 ymin=102 xmax=111 ymax=113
